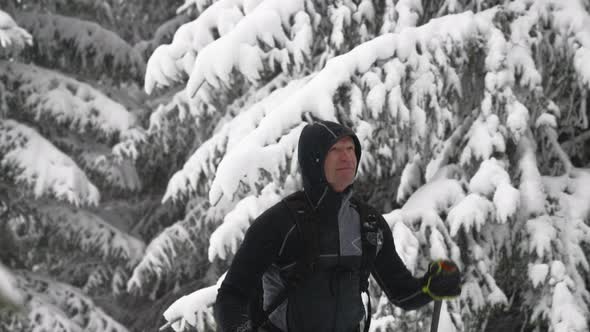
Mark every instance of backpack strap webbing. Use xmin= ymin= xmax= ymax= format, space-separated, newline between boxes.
xmin=353 ymin=197 xmax=382 ymax=290
xmin=352 ymin=197 xmax=383 ymax=332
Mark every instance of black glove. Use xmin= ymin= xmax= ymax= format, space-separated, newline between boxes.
xmin=421 ymin=260 xmax=462 ymax=300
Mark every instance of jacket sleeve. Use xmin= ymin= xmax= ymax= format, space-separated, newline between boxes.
xmin=214 ymin=203 xmax=289 ymax=332
xmin=371 ymin=215 xmax=432 ymax=310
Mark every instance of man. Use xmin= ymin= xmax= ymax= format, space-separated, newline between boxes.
xmin=214 ymin=120 xmax=461 ymax=331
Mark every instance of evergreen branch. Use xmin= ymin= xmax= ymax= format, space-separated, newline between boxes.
xmin=163 ymin=75 xmax=310 ymax=203
xmin=0 ymin=263 xmax=24 ymax=311
xmin=425 ymin=113 xmax=475 ymax=182
xmin=208 ymin=183 xmax=282 ymax=261
xmin=185 ymin=0 xmax=316 ymax=97
xmin=561 ymin=130 xmax=590 ymax=150
xmin=145 ymin=0 xmax=248 ymax=93
xmin=1 ymin=60 xmax=145 ymax=190
xmin=0 ymin=119 xmax=100 ymax=206
xmin=0 ymin=9 xmax=32 ymax=57
xmin=127 ymin=216 xmax=206 ymax=295
xmin=14 ymin=271 xmax=129 ymax=332
xmin=40 ymin=129 xmax=143 ymax=192
xmin=177 ymin=0 xmax=218 ymax=15
xmin=160 ymin=276 xmax=222 ymax=332
xmin=0 ymin=61 xmax=138 ymax=139
xmin=16 ymin=11 xmax=145 ymax=81
xmin=36 ymin=203 xmax=145 ymax=265
xmin=134 ymin=13 xmax=191 ymax=61
xmin=540 ymin=125 xmax=574 ymax=174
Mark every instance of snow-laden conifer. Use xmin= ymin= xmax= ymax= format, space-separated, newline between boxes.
xmin=149 ymin=1 xmax=590 ymax=331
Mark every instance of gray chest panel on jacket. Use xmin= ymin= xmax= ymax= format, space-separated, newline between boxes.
xmin=339 ymin=196 xmax=362 ymax=258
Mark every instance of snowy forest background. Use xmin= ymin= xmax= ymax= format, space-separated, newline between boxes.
xmin=1 ymin=0 xmax=589 ymax=331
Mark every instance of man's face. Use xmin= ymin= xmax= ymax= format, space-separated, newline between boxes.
xmin=324 ymin=136 xmax=357 ymax=192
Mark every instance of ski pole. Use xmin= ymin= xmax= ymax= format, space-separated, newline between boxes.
xmin=430 ymin=300 xmax=442 ymax=332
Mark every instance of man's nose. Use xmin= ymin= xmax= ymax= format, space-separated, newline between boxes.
xmin=340 ymin=150 xmax=354 ymax=161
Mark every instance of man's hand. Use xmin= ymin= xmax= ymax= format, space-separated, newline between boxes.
xmin=422 ymin=260 xmax=462 ymax=300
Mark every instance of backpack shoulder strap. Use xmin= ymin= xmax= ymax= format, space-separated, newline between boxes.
xmin=352 ymin=197 xmax=384 ymax=332
xmin=282 ymin=191 xmax=319 ymax=280
xmin=253 ymin=191 xmax=319 ymax=329
xmin=352 ymin=197 xmax=383 ymax=290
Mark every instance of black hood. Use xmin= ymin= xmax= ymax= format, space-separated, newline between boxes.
xmin=297 ymin=120 xmax=362 ymax=210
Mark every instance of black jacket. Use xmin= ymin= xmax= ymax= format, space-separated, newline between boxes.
xmin=214 ymin=121 xmax=431 ymax=332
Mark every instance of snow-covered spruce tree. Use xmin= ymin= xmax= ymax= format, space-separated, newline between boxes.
xmin=0 ymin=2 xmax=198 ymax=331
xmin=143 ymin=1 xmax=590 ymax=331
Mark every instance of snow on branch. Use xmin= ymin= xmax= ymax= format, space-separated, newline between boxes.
xmin=9 ymin=297 xmax=83 ymax=332
xmin=468 ymin=158 xmax=510 ymax=197
xmin=516 ymin=135 xmax=546 ymax=218
xmin=539 ymin=124 xmax=574 ymax=174
xmin=89 ymin=148 xmax=143 ymax=191
xmin=387 ymin=178 xmax=465 ymax=262
xmin=37 ymin=204 xmax=145 ymax=264
xmin=134 ymin=13 xmax=191 ymax=59
xmin=127 ymin=220 xmax=196 ymax=295
xmin=447 ymin=193 xmax=494 ymax=236
xmin=127 ymin=196 xmax=223 ymax=295
xmin=540 ymin=0 xmax=590 ymax=88
xmin=0 ymin=61 xmax=138 ymax=138
xmin=208 ymin=120 xmax=303 ymax=204
xmin=525 ymin=214 xmax=555 ymax=260
xmin=0 ymin=263 xmax=24 ymax=310
xmin=546 ymin=262 xmax=588 ymax=332
xmin=388 ymin=174 xmax=511 ymax=313
xmin=397 ymin=155 xmax=423 ymax=203
xmin=0 ymin=120 xmax=100 ymax=206
xmin=163 ymin=75 xmax=310 ymax=203
xmin=524 ymin=214 xmax=590 ymax=331
xmin=459 ymin=115 xmax=505 ymax=165
xmin=162 ymin=274 xmax=225 ymax=332
xmin=0 ymin=10 xmax=32 ymax=56
xmin=393 ymin=0 xmax=423 ymax=32
xmin=145 ymin=0 xmax=261 ymax=93
xmin=41 ymin=129 xmax=144 ymax=191
xmin=425 ymin=114 xmax=474 ymax=181
xmin=477 ymin=17 xmax=536 ymax=143
xmin=477 ymin=0 xmax=589 ymax=142
xmin=147 ymin=85 xmax=214 ymax=140
xmin=389 ymin=214 xmax=420 ymax=273
xmin=208 ymin=182 xmax=282 ymax=261
xmin=519 ymin=151 xmax=590 ymax=331
xmin=541 ymin=170 xmax=590 ymax=271
xmin=14 ymin=271 xmax=128 ymax=332
xmin=0 ymin=61 xmax=146 ymax=188
xmin=16 ymin=11 xmax=145 ymax=80
xmin=185 ymin=0 xmax=313 ymax=96
xmin=401 ymin=178 xmax=466 ymax=222
xmin=177 ymin=0 xmax=219 ymax=15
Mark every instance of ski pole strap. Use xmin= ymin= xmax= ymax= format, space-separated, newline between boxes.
xmin=363 ymin=292 xmax=372 ymax=332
